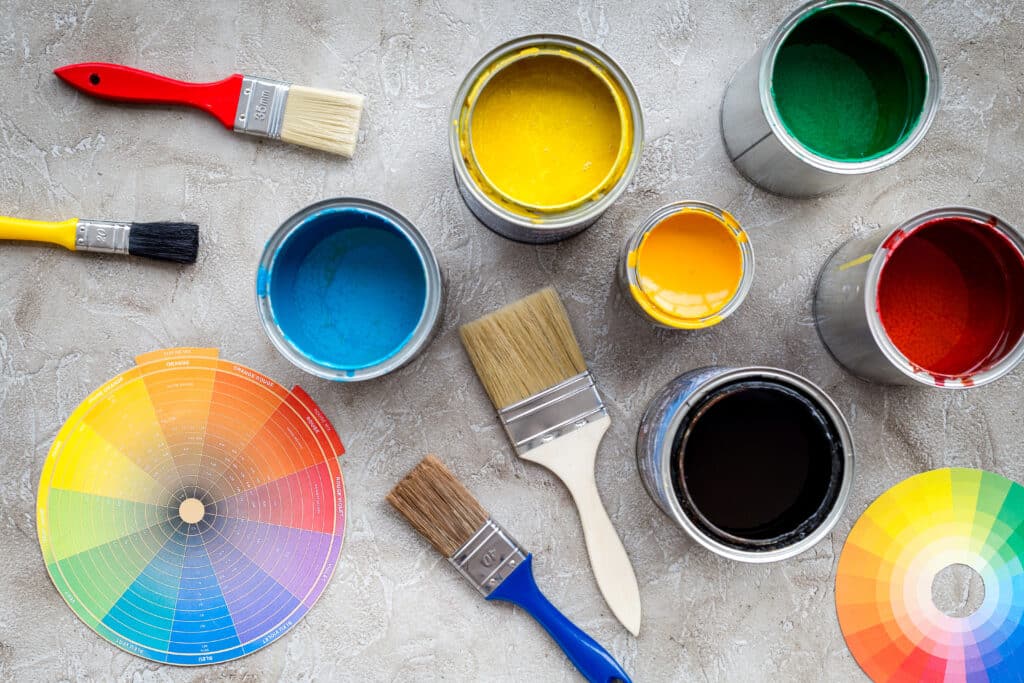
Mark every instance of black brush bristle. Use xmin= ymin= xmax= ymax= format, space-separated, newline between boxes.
xmin=128 ymin=222 xmax=199 ymax=264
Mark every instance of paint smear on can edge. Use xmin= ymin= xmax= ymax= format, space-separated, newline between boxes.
xmin=629 ymin=208 xmax=747 ymax=329
xmin=876 ymin=215 xmax=1024 ymax=379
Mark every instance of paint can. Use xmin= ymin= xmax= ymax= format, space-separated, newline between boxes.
xmin=257 ymin=198 xmax=443 ymax=382
xmin=636 ymin=366 xmax=854 ymax=562
xmin=618 ymin=201 xmax=754 ymax=329
xmin=814 ymin=207 xmax=1024 ymax=388
xmin=449 ymin=34 xmax=644 ymax=243
xmin=720 ymin=0 xmax=940 ymax=197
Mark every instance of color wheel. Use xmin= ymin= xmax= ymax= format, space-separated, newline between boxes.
xmin=36 ymin=347 xmax=346 ymax=665
xmin=836 ymin=468 xmax=1024 ymax=682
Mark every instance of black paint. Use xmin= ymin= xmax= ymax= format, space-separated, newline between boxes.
xmin=671 ymin=379 xmax=844 ymax=550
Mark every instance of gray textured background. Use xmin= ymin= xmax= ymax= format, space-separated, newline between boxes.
xmin=1 ymin=0 xmax=1021 ymax=680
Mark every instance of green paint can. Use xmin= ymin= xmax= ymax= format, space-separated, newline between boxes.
xmin=722 ymin=0 xmax=940 ymax=196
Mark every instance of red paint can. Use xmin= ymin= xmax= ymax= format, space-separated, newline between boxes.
xmin=814 ymin=207 xmax=1024 ymax=387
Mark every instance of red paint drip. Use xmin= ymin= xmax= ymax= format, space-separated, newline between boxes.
xmin=877 ymin=216 xmax=1024 ymax=378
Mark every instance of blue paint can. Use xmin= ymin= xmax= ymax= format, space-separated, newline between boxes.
xmin=257 ymin=198 xmax=443 ymax=381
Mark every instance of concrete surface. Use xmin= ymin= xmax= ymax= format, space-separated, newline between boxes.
xmin=1 ymin=0 xmax=1021 ymax=680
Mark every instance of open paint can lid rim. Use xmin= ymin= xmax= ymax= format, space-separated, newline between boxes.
xmin=757 ymin=0 xmax=941 ymax=174
xmin=256 ymin=197 xmax=443 ymax=382
xmin=862 ymin=206 xmax=1024 ymax=389
xmin=449 ymin=33 xmax=645 ymax=232
xmin=624 ymin=200 xmax=755 ymax=329
xmin=656 ymin=366 xmax=855 ymax=563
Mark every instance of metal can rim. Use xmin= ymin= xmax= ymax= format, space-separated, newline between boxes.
xmin=621 ymin=200 xmax=755 ymax=329
xmin=654 ymin=366 xmax=855 ymax=563
xmin=256 ymin=197 xmax=443 ymax=382
xmin=449 ymin=33 xmax=644 ymax=233
xmin=756 ymin=0 xmax=941 ymax=175
xmin=861 ymin=206 xmax=1024 ymax=388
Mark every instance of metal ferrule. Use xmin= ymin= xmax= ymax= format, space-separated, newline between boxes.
xmin=450 ymin=519 xmax=527 ymax=596
xmin=497 ymin=371 xmax=606 ymax=454
xmin=75 ymin=219 xmax=131 ymax=255
xmin=234 ymin=75 xmax=290 ymax=139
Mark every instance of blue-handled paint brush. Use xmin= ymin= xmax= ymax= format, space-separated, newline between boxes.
xmin=387 ymin=455 xmax=632 ymax=683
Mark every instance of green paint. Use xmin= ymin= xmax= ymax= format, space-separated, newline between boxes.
xmin=771 ymin=5 xmax=927 ymax=162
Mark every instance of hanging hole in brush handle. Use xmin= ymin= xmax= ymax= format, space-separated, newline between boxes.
xmin=486 ymin=555 xmax=632 ymax=683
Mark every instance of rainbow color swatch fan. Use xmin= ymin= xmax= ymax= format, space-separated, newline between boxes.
xmin=36 ymin=348 xmax=346 ymax=665
xmin=836 ymin=468 xmax=1024 ymax=681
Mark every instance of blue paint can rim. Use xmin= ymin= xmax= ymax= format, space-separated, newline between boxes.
xmin=256 ymin=197 xmax=443 ymax=382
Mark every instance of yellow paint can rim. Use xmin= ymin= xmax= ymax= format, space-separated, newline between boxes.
xmin=457 ymin=39 xmax=636 ymax=215
xmin=624 ymin=201 xmax=755 ymax=330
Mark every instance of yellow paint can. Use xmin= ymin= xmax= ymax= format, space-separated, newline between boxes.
xmin=450 ymin=35 xmax=643 ymax=243
xmin=620 ymin=201 xmax=754 ymax=329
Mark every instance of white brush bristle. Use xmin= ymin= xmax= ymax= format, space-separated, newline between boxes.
xmin=281 ymin=85 xmax=364 ymax=157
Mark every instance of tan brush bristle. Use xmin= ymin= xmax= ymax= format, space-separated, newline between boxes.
xmin=280 ymin=85 xmax=364 ymax=157
xmin=459 ymin=287 xmax=587 ymax=410
xmin=386 ymin=455 xmax=489 ymax=557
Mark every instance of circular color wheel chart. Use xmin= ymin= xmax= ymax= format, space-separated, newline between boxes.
xmin=836 ymin=468 xmax=1024 ymax=682
xmin=36 ymin=347 xmax=346 ymax=665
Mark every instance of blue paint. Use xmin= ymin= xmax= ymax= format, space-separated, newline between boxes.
xmin=267 ymin=206 xmax=427 ymax=371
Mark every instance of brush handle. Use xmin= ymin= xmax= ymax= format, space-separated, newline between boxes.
xmin=0 ymin=216 xmax=78 ymax=250
xmin=487 ymin=555 xmax=631 ymax=683
xmin=521 ymin=417 xmax=642 ymax=636
xmin=54 ymin=63 xmax=243 ymax=129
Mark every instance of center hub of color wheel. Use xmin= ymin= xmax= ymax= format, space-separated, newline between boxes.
xmin=931 ymin=563 xmax=985 ymax=618
xmin=179 ymin=497 xmax=205 ymax=524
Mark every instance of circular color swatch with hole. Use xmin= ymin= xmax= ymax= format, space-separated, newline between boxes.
xmin=36 ymin=347 xmax=346 ymax=665
xmin=836 ymin=468 xmax=1024 ymax=681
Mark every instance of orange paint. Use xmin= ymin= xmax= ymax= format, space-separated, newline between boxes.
xmin=628 ymin=207 xmax=749 ymax=328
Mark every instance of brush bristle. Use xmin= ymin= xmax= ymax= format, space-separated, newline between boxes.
xmin=128 ymin=222 xmax=199 ymax=264
xmin=386 ymin=455 xmax=489 ymax=557
xmin=281 ymin=85 xmax=364 ymax=157
xmin=459 ymin=287 xmax=587 ymax=410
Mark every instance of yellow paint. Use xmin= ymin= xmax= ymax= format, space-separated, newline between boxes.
xmin=459 ymin=47 xmax=632 ymax=214
xmin=839 ymin=253 xmax=873 ymax=271
xmin=0 ymin=215 xmax=79 ymax=250
xmin=629 ymin=208 xmax=747 ymax=329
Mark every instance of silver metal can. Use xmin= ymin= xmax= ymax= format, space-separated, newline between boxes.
xmin=256 ymin=197 xmax=443 ymax=382
xmin=449 ymin=34 xmax=644 ymax=243
xmin=617 ymin=201 xmax=755 ymax=330
xmin=636 ymin=366 xmax=854 ymax=563
xmin=814 ymin=207 xmax=1024 ymax=388
xmin=720 ymin=0 xmax=940 ymax=197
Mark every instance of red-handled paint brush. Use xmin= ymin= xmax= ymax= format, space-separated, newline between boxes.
xmin=55 ymin=63 xmax=364 ymax=157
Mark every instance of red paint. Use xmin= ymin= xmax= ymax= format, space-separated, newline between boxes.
xmin=877 ymin=216 xmax=1024 ymax=378
xmin=881 ymin=229 xmax=907 ymax=251
xmin=55 ymin=63 xmax=243 ymax=129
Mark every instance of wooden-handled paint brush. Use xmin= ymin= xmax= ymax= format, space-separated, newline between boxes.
xmin=0 ymin=215 xmax=199 ymax=264
xmin=460 ymin=288 xmax=642 ymax=636
xmin=387 ymin=455 xmax=632 ymax=683
xmin=55 ymin=63 xmax=364 ymax=157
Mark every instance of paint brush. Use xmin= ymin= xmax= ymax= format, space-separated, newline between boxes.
xmin=387 ymin=455 xmax=632 ymax=683
xmin=459 ymin=288 xmax=642 ymax=636
xmin=0 ymin=215 xmax=199 ymax=264
xmin=55 ymin=63 xmax=364 ymax=157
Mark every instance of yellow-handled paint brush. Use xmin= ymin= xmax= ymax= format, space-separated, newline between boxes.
xmin=0 ymin=215 xmax=199 ymax=264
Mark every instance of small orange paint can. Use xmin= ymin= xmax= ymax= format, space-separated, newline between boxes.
xmin=618 ymin=201 xmax=754 ymax=329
